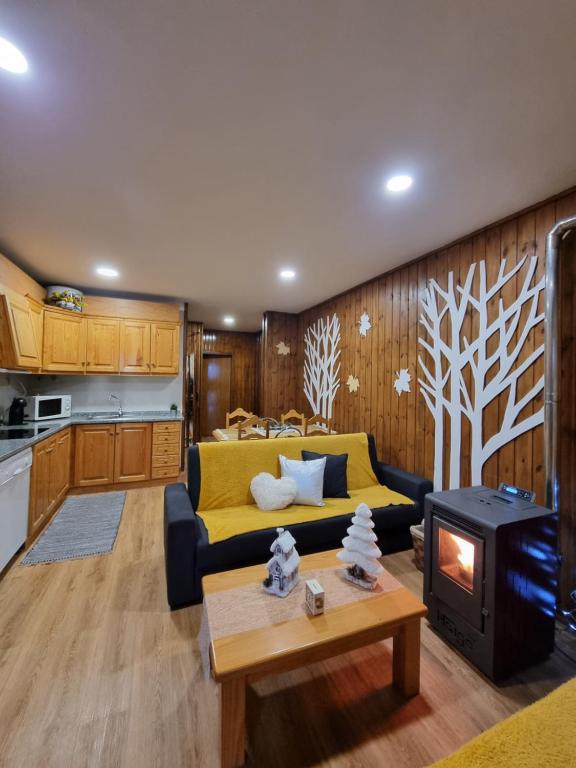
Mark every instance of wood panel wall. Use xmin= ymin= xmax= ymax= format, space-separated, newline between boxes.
xmin=202 ymin=329 xmax=261 ymax=415
xmin=262 ymin=189 xmax=576 ymax=512
xmin=260 ymin=311 xmax=300 ymax=417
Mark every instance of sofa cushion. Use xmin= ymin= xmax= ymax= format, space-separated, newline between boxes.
xmin=197 ymin=433 xmax=378 ymax=511
xmin=302 ymin=449 xmax=350 ymax=498
xmin=279 ymin=454 xmax=326 ymax=506
xmin=196 ymin=483 xmax=414 ymax=544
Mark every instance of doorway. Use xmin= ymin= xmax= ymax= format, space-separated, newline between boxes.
xmin=201 ymin=354 xmax=232 ymax=439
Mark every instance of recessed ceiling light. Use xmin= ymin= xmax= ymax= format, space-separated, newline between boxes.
xmin=0 ymin=37 xmax=28 ymax=74
xmin=385 ymin=174 xmax=413 ymax=193
xmin=95 ymin=266 xmax=119 ymax=278
xmin=223 ymin=316 xmax=235 ymax=326
xmin=279 ymin=268 xmax=296 ymax=281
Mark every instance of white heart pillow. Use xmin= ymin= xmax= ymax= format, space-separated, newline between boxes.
xmin=250 ymin=472 xmax=298 ymax=511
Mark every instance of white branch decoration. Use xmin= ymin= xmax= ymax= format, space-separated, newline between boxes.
xmin=304 ymin=314 xmax=341 ymax=418
xmin=418 ymin=255 xmax=544 ymax=491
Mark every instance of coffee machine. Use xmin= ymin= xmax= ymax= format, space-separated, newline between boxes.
xmin=8 ymin=397 xmax=27 ymax=425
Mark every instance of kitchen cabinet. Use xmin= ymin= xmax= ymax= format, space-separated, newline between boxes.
xmin=119 ymin=319 xmax=151 ymax=374
xmin=28 ymin=427 xmax=71 ymax=545
xmin=113 ymin=422 xmax=152 ymax=483
xmin=73 ymin=423 xmax=116 ymax=487
xmin=150 ymin=322 xmax=180 ymax=375
xmin=42 ymin=308 xmax=87 ymax=373
xmin=86 ymin=317 xmax=120 ymax=373
xmin=151 ymin=421 xmax=181 ymax=479
xmin=0 ymin=291 xmax=42 ymax=370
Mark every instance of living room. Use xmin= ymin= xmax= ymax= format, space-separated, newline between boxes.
xmin=1 ymin=2 xmax=576 ymax=767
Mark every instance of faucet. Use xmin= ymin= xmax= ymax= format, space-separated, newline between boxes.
xmin=109 ymin=393 xmax=123 ymax=417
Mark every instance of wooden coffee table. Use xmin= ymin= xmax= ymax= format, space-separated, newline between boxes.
xmin=202 ymin=549 xmax=427 ymax=768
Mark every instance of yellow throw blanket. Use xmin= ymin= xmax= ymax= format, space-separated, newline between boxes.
xmin=433 ymin=677 xmax=576 ymax=767
xmin=197 ymin=484 xmax=413 ymax=544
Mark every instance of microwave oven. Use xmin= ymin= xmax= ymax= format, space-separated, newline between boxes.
xmin=25 ymin=395 xmax=72 ymax=421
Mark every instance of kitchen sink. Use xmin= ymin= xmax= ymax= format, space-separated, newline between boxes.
xmin=84 ymin=413 xmax=123 ymax=421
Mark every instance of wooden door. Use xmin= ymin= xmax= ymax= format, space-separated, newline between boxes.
xmin=150 ymin=322 xmax=180 ymax=375
xmin=119 ymin=320 xmax=151 ymax=374
xmin=113 ymin=423 xmax=152 ymax=483
xmin=42 ymin=309 xmax=87 ymax=372
xmin=86 ymin=317 xmax=120 ymax=373
xmin=201 ymin=355 xmax=232 ymax=437
xmin=73 ymin=424 xmax=115 ymax=487
xmin=28 ymin=435 xmax=56 ymax=543
xmin=0 ymin=292 xmax=41 ymax=369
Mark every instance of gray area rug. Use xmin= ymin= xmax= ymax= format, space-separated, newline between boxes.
xmin=21 ymin=492 xmax=126 ymax=566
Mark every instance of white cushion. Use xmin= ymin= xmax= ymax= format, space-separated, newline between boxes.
xmin=279 ymin=455 xmax=326 ymax=507
xmin=250 ymin=472 xmax=297 ymax=511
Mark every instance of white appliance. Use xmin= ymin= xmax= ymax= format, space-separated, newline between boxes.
xmin=25 ymin=394 xmax=71 ymax=421
xmin=0 ymin=449 xmax=32 ymax=572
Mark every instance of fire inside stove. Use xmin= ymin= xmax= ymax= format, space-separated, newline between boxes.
xmin=437 ymin=528 xmax=475 ymax=592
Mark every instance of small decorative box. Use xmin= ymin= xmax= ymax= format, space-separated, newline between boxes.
xmin=305 ymin=579 xmax=325 ymax=616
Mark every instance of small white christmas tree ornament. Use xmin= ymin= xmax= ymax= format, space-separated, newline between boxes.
xmin=263 ymin=528 xmax=300 ymax=597
xmin=337 ymin=503 xmax=383 ymax=589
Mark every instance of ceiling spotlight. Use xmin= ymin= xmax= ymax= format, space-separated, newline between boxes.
xmin=279 ymin=269 xmax=296 ymax=281
xmin=0 ymin=37 xmax=28 ymax=74
xmin=95 ymin=266 xmax=119 ymax=278
xmin=223 ymin=316 xmax=235 ymax=326
xmin=385 ymin=174 xmax=413 ymax=193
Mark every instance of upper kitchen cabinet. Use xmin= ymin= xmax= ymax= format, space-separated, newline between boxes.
xmin=42 ymin=308 xmax=87 ymax=372
xmin=0 ymin=290 xmax=42 ymax=370
xmin=86 ymin=317 xmax=120 ymax=373
xmin=150 ymin=322 xmax=180 ymax=375
xmin=119 ymin=319 xmax=151 ymax=374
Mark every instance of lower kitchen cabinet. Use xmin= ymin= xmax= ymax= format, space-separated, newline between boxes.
xmin=113 ymin=422 xmax=152 ymax=483
xmin=73 ymin=423 xmax=116 ymax=487
xmin=28 ymin=427 xmax=71 ymax=545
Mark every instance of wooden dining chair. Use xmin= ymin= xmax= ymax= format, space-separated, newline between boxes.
xmin=226 ymin=407 xmax=254 ymax=428
xmin=237 ymin=415 xmax=270 ymax=440
xmin=305 ymin=414 xmax=333 ymax=436
xmin=280 ymin=409 xmax=306 ymax=427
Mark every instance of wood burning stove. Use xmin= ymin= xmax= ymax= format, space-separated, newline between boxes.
xmin=424 ymin=486 xmax=557 ymax=681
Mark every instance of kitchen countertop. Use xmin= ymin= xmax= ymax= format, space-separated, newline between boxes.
xmin=0 ymin=411 xmax=184 ymax=463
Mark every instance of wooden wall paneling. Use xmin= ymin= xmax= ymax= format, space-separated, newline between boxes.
xmin=397 ymin=268 xmax=409 ymax=470
xmin=422 ymin=253 xmax=437 ymax=484
xmin=532 ymin=203 xmax=556 ymax=502
xmin=435 ymin=249 xmax=449 ymax=492
xmin=405 ymin=264 xmax=419 ymax=475
xmin=458 ymin=240 xmax=474 ymax=489
xmin=186 ymin=321 xmax=204 ymax=443
xmin=369 ymin=282 xmax=379 ymax=439
xmin=389 ymin=271 xmax=402 ymax=467
xmin=375 ymin=278 xmax=386 ymax=455
xmin=513 ymin=212 xmax=537 ymax=491
xmin=414 ymin=261 xmax=428 ymax=479
xmin=446 ymin=245 xmax=461 ymax=489
xmin=481 ymin=229 xmax=502 ymax=491
xmin=202 ymin=330 xmax=260 ymax=415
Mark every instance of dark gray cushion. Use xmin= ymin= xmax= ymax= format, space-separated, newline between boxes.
xmin=302 ymin=449 xmax=350 ymax=498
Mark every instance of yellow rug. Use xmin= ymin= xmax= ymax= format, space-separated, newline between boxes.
xmin=433 ymin=677 xmax=576 ymax=767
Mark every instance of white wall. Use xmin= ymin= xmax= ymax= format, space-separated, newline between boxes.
xmin=0 ymin=373 xmax=29 ymax=421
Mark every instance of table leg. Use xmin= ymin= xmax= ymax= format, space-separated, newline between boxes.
xmin=392 ymin=620 xmax=421 ymax=697
xmin=220 ymin=676 xmax=246 ymax=768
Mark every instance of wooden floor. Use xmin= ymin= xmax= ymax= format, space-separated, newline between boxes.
xmin=0 ymin=486 xmax=574 ymax=768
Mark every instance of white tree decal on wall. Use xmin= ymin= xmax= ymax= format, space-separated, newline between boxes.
xmin=418 ymin=255 xmax=544 ymax=491
xmin=304 ymin=314 xmax=341 ymax=418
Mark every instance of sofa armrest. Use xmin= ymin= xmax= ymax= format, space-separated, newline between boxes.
xmin=379 ymin=464 xmax=433 ymax=516
xmin=164 ymin=483 xmax=202 ymax=609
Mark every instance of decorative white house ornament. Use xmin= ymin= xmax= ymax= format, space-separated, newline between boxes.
xmin=276 ymin=341 xmax=290 ymax=356
xmin=263 ymin=528 xmax=300 ymax=597
xmin=418 ymin=255 xmax=545 ymax=491
xmin=347 ymin=374 xmax=360 ymax=393
xmin=337 ymin=503 xmax=383 ymax=590
xmin=303 ymin=314 xmax=341 ymax=418
xmin=394 ymin=369 xmax=411 ymax=396
xmin=358 ymin=312 xmax=372 ymax=337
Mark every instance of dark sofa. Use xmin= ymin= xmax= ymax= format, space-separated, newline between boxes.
xmin=163 ymin=433 xmax=432 ymax=609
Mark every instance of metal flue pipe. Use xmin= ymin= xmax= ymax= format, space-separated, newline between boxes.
xmin=545 ymin=215 xmax=576 ymax=514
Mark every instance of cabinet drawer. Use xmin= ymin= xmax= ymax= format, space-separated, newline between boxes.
xmin=152 ymin=432 xmax=180 ymax=446
xmin=151 ymin=465 xmax=180 ymax=479
xmin=153 ymin=421 xmax=181 ymax=434
xmin=152 ymin=454 xmax=180 ymax=468
xmin=152 ymin=442 xmax=181 ymax=456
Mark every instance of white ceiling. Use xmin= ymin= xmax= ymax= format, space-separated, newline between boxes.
xmin=1 ymin=1 xmax=576 ymax=330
